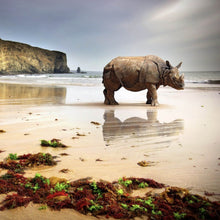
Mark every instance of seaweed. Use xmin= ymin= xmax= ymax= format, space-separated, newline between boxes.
xmin=0 ymin=153 xmax=57 ymax=173
xmin=53 ymin=182 xmax=70 ymax=192
xmin=90 ymin=121 xmax=101 ymax=125
xmin=118 ymin=177 xmax=132 ymax=187
xmin=38 ymin=205 xmax=47 ymax=210
xmin=116 ymin=177 xmax=164 ymax=191
xmin=137 ymin=160 xmax=156 ymax=167
xmin=46 ymin=191 xmax=69 ymax=200
xmin=0 ymin=172 xmax=219 ymax=219
xmin=76 ymin=133 xmax=86 ymax=137
xmin=173 ymin=212 xmax=186 ymax=219
xmin=8 ymin=153 xmax=18 ymax=160
xmin=59 ymin=153 xmax=69 ymax=156
xmin=59 ymin=168 xmax=69 ymax=173
xmin=0 ymin=194 xmax=32 ymax=210
xmin=0 ymin=159 xmax=219 ymax=219
xmin=40 ymin=139 xmax=67 ymax=148
xmin=95 ymin=158 xmax=103 ymax=162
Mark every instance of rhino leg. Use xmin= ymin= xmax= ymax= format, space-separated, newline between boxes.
xmin=146 ymin=90 xmax=152 ymax=104
xmin=103 ymin=89 xmax=119 ymax=105
xmin=147 ymin=84 xmax=159 ymax=106
xmin=103 ymin=69 xmax=122 ymax=105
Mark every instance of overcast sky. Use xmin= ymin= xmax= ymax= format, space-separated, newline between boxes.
xmin=1 ymin=0 xmax=220 ymax=71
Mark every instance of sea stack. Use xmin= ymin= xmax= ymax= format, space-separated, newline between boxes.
xmin=0 ymin=39 xmax=70 ymax=74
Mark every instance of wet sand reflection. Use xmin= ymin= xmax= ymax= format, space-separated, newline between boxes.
xmin=0 ymin=83 xmax=66 ymax=105
xmin=102 ymin=110 xmax=184 ymax=149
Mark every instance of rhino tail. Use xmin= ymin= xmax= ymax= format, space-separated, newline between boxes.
xmin=102 ymin=63 xmax=114 ymax=83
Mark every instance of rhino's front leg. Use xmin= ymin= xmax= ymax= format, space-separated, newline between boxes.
xmin=148 ymin=84 xmax=159 ymax=106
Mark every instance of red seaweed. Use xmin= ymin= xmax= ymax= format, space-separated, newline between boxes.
xmin=0 ymin=153 xmax=57 ymax=173
xmin=0 ymin=193 xmax=32 ymax=210
xmin=46 ymin=191 xmax=68 ymax=200
xmin=0 ymin=172 xmax=219 ymax=219
xmin=0 ymin=157 xmax=219 ymax=219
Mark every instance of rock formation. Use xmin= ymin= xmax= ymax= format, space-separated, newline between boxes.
xmin=0 ymin=39 xmax=70 ymax=74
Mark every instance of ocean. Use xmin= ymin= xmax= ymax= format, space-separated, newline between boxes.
xmin=0 ymin=70 xmax=220 ymax=105
xmin=0 ymin=71 xmax=220 ymax=87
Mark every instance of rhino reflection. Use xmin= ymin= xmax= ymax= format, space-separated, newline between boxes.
xmin=0 ymin=83 xmax=66 ymax=104
xmin=103 ymin=110 xmax=184 ymax=148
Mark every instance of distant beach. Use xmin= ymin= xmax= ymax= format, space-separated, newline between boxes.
xmin=0 ymin=71 xmax=220 ymax=219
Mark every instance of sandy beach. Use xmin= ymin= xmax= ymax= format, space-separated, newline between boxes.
xmin=0 ymin=81 xmax=220 ymax=219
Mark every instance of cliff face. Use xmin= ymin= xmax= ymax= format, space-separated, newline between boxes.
xmin=0 ymin=39 xmax=70 ymax=74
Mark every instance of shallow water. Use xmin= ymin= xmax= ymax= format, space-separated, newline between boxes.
xmin=0 ymin=83 xmax=67 ymax=105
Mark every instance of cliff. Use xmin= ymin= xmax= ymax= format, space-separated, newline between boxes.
xmin=0 ymin=39 xmax=70 ymax=74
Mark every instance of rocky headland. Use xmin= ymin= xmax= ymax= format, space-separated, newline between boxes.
xmin=0 ymin=39 xmax=70 ymax=74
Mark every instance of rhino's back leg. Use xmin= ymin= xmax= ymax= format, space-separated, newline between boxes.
xmin=103 ymin=68 xmax=121 ymax=105
xmin=146 ymin=90 xmax=152 ymax=104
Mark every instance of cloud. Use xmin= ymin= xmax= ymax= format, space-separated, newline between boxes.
xmin=148 ymin=0 xmax=220 ymax=44
xmin=0 ymin=0 xmax=219 ymax=70
xmin=134 ymin=0 xmax=220 ymax=70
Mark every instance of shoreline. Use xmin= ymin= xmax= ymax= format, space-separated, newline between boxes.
xmin=0 ymin=81 xmax=220 ymax=219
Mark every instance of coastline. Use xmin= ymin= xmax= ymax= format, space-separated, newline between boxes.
xmin=0 ymin=80 xmax=220 ymax=219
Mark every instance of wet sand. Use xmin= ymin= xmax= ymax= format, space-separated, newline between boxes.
xmin=0 ymin=82 xmax=220 ymax=219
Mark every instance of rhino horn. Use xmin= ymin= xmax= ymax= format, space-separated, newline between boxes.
xmin=180 ymin=73 xmax=184 ymax=80
xmin=176 ymin=62 xmax=182 ymax=69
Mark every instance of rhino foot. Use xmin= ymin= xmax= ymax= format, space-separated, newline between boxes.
xmin=108 ymin=100 xmax=119 ymax=105
xmin=104 ymin=99 xmax=110 ymax=105
xmin=151 ymin=100 xmax=159 ymax=106
xmin=104 ymin=101 xmax=119 ymax=105
xmin=146 ymin=99 xmax=152 ymax=104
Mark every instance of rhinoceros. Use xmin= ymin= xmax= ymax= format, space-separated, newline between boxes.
xmin=102 ymin=55 xmax=184 ymax=106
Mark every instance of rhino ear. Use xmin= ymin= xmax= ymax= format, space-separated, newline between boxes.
xmin=166 ymin=60 xmax=171 ymax=69
xmin=176 ymin=62 xmax=182 ymax=69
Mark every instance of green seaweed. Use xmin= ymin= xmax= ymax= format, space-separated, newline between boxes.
xmin=40 ymin=139 xmax=67 ymax=148
xmin=34 ymin=173 xmax=50 ymax=185
xmin=117 ymin=189 xmax=124 ymax=195
xmin=152 ymin=210 xmax=162 ymax=216
xmin=129 ymin=204 xmax=147 ymax=212
xmin=8 ymin=153 xmax=18 ymax=160
xmin=24 ymin=180 xmax=40 ymax=193
xmin=118 ymin=177 xmax=132 ymax=187
xmin=138 ymin=182 xmax=149 ymax=188
xmin=77 ymin=187 xmax=83 ymax=191
xmin=173 ymin=212 xmax=186 ymax=219
xmin=121 ymin=203 xmax=128 ymax=209
xmin=90 ymin=181 xmax=102 ymax=198
xmin=32 ymin=183 xmax=40 ymax=193
xmin=144 ymin=197 xmax=155 ymax=209
xmin=38 ymin=205 xmax=47 ymax=210
xmin=88 ymin=200 xmax=103 ymax=212
xmin=54 ymin=182 xmax=70 ymax=192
